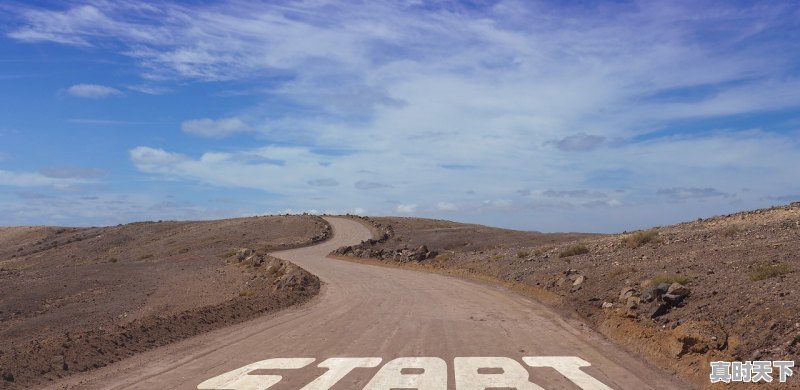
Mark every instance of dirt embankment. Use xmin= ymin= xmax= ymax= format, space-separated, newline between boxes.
xmin=334 ymin=205 xmax=800 ymax=387
xmin=0 ymin=215 xmax=329 ymax=389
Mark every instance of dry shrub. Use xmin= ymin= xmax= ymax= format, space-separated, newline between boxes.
xmin=559 ymin=244 xmax=589 ymax=258
xmin=651 ymin=273 xmax=690 ymax=285
xmin=750 ymin=264 xmax=792 ymax=281
xmin=622 ymin=230 xmax=660 ymax=248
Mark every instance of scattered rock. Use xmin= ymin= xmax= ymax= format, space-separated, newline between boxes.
xmin=602 ymin=302 xmax=614 ymax=309
xmin=667 ymin=282 xmax=690 ymax=297
xmin=662 ymin=293 xmax=685 ymax=306
xmin=250 ymin=255 xmax=265 ymax=267
xmin=648 ymin=302 xmax=671 ymax=318
xmin=332 ymin=243 xmax=437 ymax=263
xmin=641 ymin=283 xmax=672 ymax=303
xmin=619 ymin=286 xmax=637 ymax=302
xmin=572 ymin=275 xmax=585 ymax=286
xmin=237 ymin=248 xmax=254 ymax=262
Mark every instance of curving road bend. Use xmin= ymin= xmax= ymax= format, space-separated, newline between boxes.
xmin=46 ymin=217 xmax=686 ymax=389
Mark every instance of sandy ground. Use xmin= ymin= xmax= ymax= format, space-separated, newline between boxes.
xmin=43 ymin=217 xmax=687 ymax=389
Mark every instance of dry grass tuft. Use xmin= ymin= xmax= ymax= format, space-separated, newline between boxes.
xmin=621 ymin=230 xmax=660 ymax=248
xmin=750 ymin=264 xmax=792 ymax=281
xmin=721 ymin=225 xmax=740 ymax=238
xmin=559 ymin=244 xmax=589 ymax=258
xmin=650 ymin=273 xmax=690 ymax=285
xmin=609 ymin=265 xmax=637 ymax=277
xmin=533 ymin=245 xmax=554 ymax=256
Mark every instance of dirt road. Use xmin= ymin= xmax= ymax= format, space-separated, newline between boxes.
xmin=46 ymin=217 xmax=687 ymax=389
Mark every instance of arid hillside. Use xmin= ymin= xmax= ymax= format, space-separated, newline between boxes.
xmin=335 ymin=203 xmax=800 ymax=387
xmin=0 ymin=215 xmax=329 ymax=389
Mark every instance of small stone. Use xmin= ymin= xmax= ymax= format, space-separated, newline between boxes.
xmin=572 ymin=275 xmax=585 ymax=286
xmin=602 ymin=302 xmax=614 ymax=309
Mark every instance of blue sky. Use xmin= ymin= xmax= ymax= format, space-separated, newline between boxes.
xmin=1 ymin=1 xmax=799 ymax=233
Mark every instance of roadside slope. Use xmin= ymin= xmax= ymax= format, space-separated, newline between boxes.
xmin=0 ymin=215 xmax=328 ymax=389
xmin=336 ymin=204 xmax=800 ymax=386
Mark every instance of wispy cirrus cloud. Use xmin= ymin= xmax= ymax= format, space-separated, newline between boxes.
xmin=547 ymin=133 xmax=612 ymax=152
xmin=181 ymin=117 xmax=251 ymax=138
xmin=657 ymin=187 xmax=734 ymax=200
xmin=129 ymin=146 xmax=187 ymax=166
xmin=65 ymin=83 xmax=122 ymax=98
xmin=308 ymin=178 xmax=339 ymax=187
xmin=0 ymin=169 xmax=91 ymax=188
xmin=39 ymin=165 xmax=106 ymax=179
xmin=125 ymin=84 xmax=171 ymax=95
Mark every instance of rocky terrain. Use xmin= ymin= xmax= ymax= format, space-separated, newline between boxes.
xmin=334 ymin=204 xmax=800 ymax=387
xmin=0 ymin=215 xmax=329 ymax=389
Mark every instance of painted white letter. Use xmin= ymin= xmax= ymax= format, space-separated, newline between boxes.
xmin=197 ymin=357 xmax=315 ymax=390
xmin=363 ymin=357 xmax=447 ymax=390
xmin=300 ymin=357 xmax=382 ymax=390
xmin=455 ymin=357 xmax=544 ymax=390
xmin=523 ymin=357 xmax=613 ymax=390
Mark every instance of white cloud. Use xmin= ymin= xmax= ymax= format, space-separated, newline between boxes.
xmin=66 ymin=84 xmax=122 ymax=98
xmin=39 ymin=166 xmax=105 ymax=179
xmin=181 ymin=117 xmax=251 ymax=138
xmin=436 ymin=202 xmax=458 ymax=212
xmin=125 ymin=84 xmax=171 ymax=95
xmin=396 ymin=204 xmax=417 ymax=214
xmin=0 ymin=169 xmax=89 ymax=188
xmin=129 ymin=146 xmax=187 ymax=166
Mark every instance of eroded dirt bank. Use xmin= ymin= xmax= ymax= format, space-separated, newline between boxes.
xmin=0 ymin=215 xmax=328 ymax=389
xmin=334 ymin=204 xmax=800 ymax=387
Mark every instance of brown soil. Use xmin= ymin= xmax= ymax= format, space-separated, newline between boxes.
xmin=336 ymin=203 xmax=800 ymax=388
xmin=0 ymin=215 xmax=329 ymax=389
